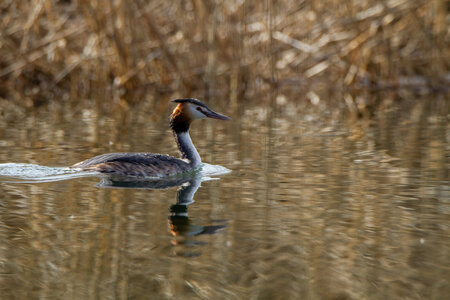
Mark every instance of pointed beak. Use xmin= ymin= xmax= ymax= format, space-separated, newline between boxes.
xmin=204 ymin=110 xmax=232 ymax=121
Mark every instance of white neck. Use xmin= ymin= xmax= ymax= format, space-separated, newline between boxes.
xmin=174 ymin=131 xmax=202 ymax=167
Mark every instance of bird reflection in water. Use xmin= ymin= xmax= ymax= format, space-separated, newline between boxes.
xmin=97 ymin=173 xmax=227 ymax=256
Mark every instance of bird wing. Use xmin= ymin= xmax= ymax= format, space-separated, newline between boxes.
xmin=71 ymin=153 xmax=190 ymax=177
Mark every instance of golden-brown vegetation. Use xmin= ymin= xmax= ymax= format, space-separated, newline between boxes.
xmin=0 ymin=0 xmax=448 ymax=108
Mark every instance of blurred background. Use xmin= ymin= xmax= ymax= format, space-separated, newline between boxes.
xmin=0 ymin=0 xmax=448 ymax=114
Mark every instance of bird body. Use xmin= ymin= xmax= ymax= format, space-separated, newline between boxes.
xmin=70 ymin=99 xmax=230 ymax=177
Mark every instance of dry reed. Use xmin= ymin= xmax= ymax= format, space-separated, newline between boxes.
xmin=0 ymin=0 xmax=448 ymax=109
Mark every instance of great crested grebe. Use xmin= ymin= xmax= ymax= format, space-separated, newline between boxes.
xmin=71 ymin=98 xmax=231 ymax=177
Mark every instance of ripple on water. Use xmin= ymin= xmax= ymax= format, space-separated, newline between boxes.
xmin=0 ymin=163 xmax=96 ymax=182
xmin=0 ymin=162 xmax=230 ymax=183
xmin=200 ymin=163 xmax=231 ymax=177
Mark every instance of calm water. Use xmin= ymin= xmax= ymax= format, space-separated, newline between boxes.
xmin=0 ymin=95 xmax=448 ymax=299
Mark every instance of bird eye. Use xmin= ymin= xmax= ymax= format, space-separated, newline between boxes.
xmin=196 ymin=107 xmax=204 ymax=113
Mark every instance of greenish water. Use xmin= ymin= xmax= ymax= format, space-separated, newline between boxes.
xmin=0 ymin=95 xmax=448 ymax=299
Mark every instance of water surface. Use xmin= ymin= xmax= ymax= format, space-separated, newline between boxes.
xmin=0 ymin=95 xmax=448 ymax=299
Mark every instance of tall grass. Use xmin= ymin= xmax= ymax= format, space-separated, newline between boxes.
xmin=0 ymin=0 xmax=448 ymax=108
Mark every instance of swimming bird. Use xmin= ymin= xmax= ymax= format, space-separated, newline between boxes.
xmin=71 ymin=98 xmax=231 ymax=177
